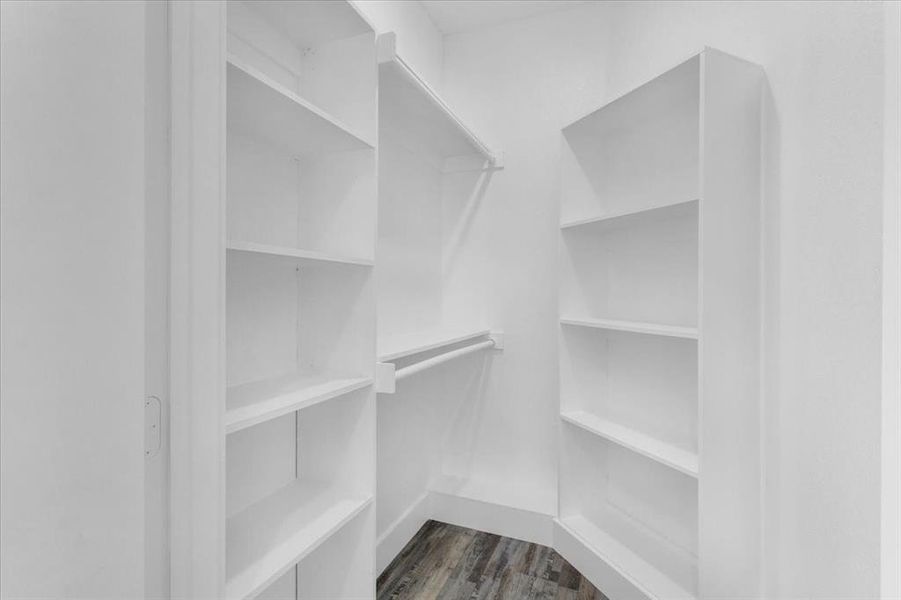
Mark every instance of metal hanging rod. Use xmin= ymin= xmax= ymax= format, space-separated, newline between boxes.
xmin=395 ymin=339 xmax=495 ymax=382
xmin=375 ymin=331 xmax=504 ymax=394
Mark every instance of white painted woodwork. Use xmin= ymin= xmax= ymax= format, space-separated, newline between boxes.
xmin=696 ymin=50 xmax=764 ymax=598
xmin=560 ymin=317 xmax=699 ymax=340
xmin=560 ymin=411 xmax=699 ymax=478
xmin=558 ymin=49 xmax=763 ymax=599
xmin=227 ymin=58 xmax=374 ymax=156
xmin=555 ymin=516 xmax=695 ymax=600
xmin=226 ymin=375 xmax=373 ymax=434
xmin=220 ymin=2 xmax=378 ymax=598
xmin=560 ymin=195 xmax=699 ymax=328
xmin=560 ymin=56 xmax=699 ymax=226
xmin=374 ymin=35 xmax=505 ymax=570
xmin=378 ymin=327 xmax=491 ymax=362
xmin=226 ymin=241 xmax=374 ymax=267
xmin=226 ymin=479 xmax=372 ymax=599
xmin=377 ymin=33 xmax=498 ymax=168
xmin=169 ymin=2 xmax=228 ymax=596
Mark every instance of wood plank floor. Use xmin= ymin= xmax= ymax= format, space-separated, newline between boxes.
xmin=377 ymin=521 xmax=607 ymax=600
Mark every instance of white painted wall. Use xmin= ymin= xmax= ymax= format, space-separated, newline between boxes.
xmin=440 ymin=1 xmax=888 ymax=596
xmin=352 ymin=0 xmax=444 ymax=90
xmin=0 ymin=1 xmax=147 ymax=598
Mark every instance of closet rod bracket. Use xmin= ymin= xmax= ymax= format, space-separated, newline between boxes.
xmin=376 ymin=361 xmax=396 ymax=394
xmin=376 ymin=330 xmax=504 ymax=395
xmin=488 ymin=330 xmax=504 ymax=350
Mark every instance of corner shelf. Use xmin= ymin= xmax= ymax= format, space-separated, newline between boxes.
xmin=227 ymin=56 xmax=375 ymax=157
xmin=561 ymin=411 xmax=698 ymax=478
xmin=560 ymin=317 xmax=699 ymax=340
xmin=377 ymin=327 xmax=491 ymax=362
xmin=226 ymin=374 xmax=372 ymax=434
xmin=377 ymin=33 xmax=499 ymax=168
xmin=226 ymin=480 xmax=373 ymax=600
xmin=561 ymin=198 xmax=698 ymax=231
xmin=226 ymin=241 xmax=374 ymax=267
xmin=555 ymin=515 xmax=697 ymax=600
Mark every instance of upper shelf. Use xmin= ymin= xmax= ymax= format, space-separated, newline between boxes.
xmin=242 ymin=0 xmax=374 ymax=49
xmin=561 ymin=198 xmax=698 ymax=231
xmin=378 ymin=327 xmax=491 ymax=362
xmin=226 ymin=240 xmax=374 ymax=268
xmin=227 ymin=56 xmax=375 ymax=157
xmin=561 ymin=316 xmax=699 ymax=340
xmin=377 ymin=33 xmax=499 ymax=168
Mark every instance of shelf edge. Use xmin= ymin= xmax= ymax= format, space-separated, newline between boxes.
xmin=560 ymin=198 xmax=699 ymax=230
xmin=225 ymin=376 xmax=373 ymax=434
xmin=560 ymin=317 xmax=699 ymax=340
xmin=561 ymin=411 xmax=699 ymax=478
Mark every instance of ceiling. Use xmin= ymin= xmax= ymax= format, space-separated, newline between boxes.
xmin=420 ymin=1 xmax=589 ymax=35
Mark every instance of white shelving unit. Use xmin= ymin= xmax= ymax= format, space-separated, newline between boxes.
xmin=223 ymin=2 xmax=377 ymax=598
xmin=558 ymin=49 xmax=764 ymax=599
xmin=373 ymin=32 xmax=506 ymax=571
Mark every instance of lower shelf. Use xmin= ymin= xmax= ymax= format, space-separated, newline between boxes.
xmin=226 ymin=480 xmax=373 ymax=600
xmin=226 ymin=373 xmax=371 ymax=434
xmin=560 ymin=410 xmax=698 ymax=478
xmin=555 ymin=515 xmax=697 ymax=600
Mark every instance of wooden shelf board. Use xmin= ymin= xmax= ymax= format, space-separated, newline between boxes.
xmin=378 ymin=327 xmax=491 ymax=362
xmin=226 ymin=480 xmax=373 ymax=600
xmin=561 ymin=410 xmax=699 ymax=478
xmin=226 ymin=374 xmax=372 ymax=434
xmin=226 ymin=240 xmax=374 ymax=267
xmin=560 ymin=316 xmax=698 ymax=340
xmin=379 ymin=46 xmax=497 ymax=165
xmin=227 ymin=57 xmax=375 ymax=157
xmin=556 ymin=515 xmax=697 ymax=600
xmin=561 ymin=198 xmax=698 ymax=230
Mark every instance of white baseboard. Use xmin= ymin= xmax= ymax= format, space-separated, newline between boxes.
xmin=376 ymin=491 xmax=431 ymax=575
xmin=553 ymin=518 xmax=652 ymax=600
xmin=428 ymin=490 xmax=554 ymax=547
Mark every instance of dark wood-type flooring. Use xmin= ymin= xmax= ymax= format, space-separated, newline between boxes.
xmin=377 ymin=520 xmax=607 ymax=600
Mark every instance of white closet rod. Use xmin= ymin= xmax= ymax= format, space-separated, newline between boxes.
xmin=395 ymin=339 xmax=495 ymax=381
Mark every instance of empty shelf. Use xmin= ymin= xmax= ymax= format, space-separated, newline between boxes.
xmin=227 ymin=57 xmax=375 ymax=157
xmin=226 ymin=241 xmax=374 ymax=267
xmin=560 ymin=317 xmax=698 ymax=340
xmin=226 ymin=480 xmax=373 ymax=600
xmin=561 ymin=198 xmax=698 ymax=230
xmin=226 ymin=374 xmax=372 ymax=434
xmin=556 ymin=515 xmax=697 ymax=600
xmin=243 ymin=0 xmax=373 ymax=49
xmin=561 ymin=411 xmax=699 ymax=478
xmin=378 ymin=327 xmax=491 ymax=362
xmin=378 ymin=33 xmax=497 ymax=165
